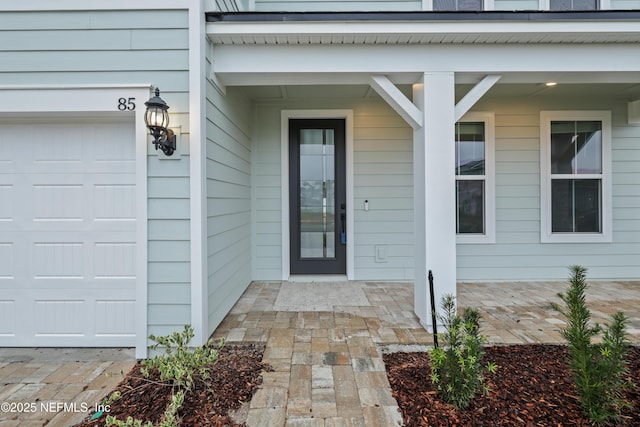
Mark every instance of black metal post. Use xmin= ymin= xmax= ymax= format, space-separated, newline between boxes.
xmin=428 ymin=270 xmax=438 ymax=348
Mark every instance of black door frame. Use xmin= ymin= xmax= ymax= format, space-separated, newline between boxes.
xmin=289 ymin=118 xmax=347 ymax=275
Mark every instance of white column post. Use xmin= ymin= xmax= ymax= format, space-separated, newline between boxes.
xmin=413 ymin=72 xmax=457 ymax=331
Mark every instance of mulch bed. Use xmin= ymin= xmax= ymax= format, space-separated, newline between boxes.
xmin=74 ymin=344 xmax=270 ymax=427
xmin=384 ymin=345 xmax=640 ymax=426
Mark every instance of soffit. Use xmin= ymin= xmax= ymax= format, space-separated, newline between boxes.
xmin=206 ymin=11 xmax=640 ymax=45
xmin=208 ymin=28 xmax=640 ymax=45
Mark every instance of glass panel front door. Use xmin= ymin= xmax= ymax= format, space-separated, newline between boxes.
xmin=290 ymin=119 xmax=346 ymax=274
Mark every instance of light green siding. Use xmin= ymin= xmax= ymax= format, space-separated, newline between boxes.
xmin=458 ymin=92 xmax=640 ymax=281
xmin=254 ymin=0 xmax=421 ymax=11
xmin=250 ymin=86 xmax=640 ymax=282
xmin=252 ymin=91 xmax=415 ymax=280
xmin=205 ymin=63 xmax=253 ymax=331
xmin=353 ymin=106 xmax=414 ymax=280
xmin=2 ymin=9 xmax=192 ymax=339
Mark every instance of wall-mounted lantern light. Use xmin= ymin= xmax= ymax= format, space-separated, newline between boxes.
xmin=144 ymin=88 xmax=176 ymax=156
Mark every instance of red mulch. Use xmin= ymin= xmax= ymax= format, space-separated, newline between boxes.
xmin=74 ymin=344 xmax=270 ymax=427
xmin=383 ymin=345 xmax=640 ymax=426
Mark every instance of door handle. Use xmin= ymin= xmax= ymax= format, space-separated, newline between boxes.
xmin=340 ymin=204 xmax=346 ymax=245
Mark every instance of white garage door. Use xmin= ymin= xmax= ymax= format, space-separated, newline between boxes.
xmin=0 ymin=118 xmax=137 ymax=347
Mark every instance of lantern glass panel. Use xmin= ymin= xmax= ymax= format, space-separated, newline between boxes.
xmin=146 ymin=106 xmax=169 ymax=129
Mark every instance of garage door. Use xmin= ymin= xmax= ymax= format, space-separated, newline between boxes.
xmin=0 ymin=118 xmax=137 ymax=347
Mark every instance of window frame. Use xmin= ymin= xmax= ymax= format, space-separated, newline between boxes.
xmin=540 ymin=111 xmax=612 ymax=243
xmin=422 ymin=0 xmax=612 ymax=10
xmin=456 ymin=112 xmax=496 ymax=244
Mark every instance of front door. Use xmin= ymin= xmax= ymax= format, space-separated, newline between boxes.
xmin=289 ymin=119 xmax=346 ymax=275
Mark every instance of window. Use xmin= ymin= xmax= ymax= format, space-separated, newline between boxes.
xmin=540 ymin=111 xmax=612 ymax=243
xmin=433 ymin=0 xmax=483 ymax=10
xmin=456 ymin=113 xmax=495 ymax=244
xmin=549 ymin=0 xmax=598 ymax=10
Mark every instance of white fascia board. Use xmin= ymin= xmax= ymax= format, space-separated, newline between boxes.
xmin=207 ymin=20 xmax=640 ymax=41
xmin=0 ymin=0 xmax=186 ymax=10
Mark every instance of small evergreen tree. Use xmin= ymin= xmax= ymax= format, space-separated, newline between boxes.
xmin=430 ymin=294 xmax=496 ymax=409
xmin=552 ymin=265 xmax=631 ymax=425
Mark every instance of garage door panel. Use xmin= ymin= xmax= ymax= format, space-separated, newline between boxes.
xmin=33 ymin=241 xmax=86 ymax=279
xmin=92 ymin=122 xmax=136 ymax=162
xmin=0 ymin=125 xmax=19 ymax=173
xmin=0 ymin=119 xmax=137 ymax=347
xmin=4 ymin=122 xmax=134 ymax=174
xmin=95 ymin=300 xmax=136 ymax=336
xmin=0 ymin=184 xmax=13 ymax=222
xmin=0 ymin=243 xmax=13 ymax=279
xmin=94 ymin=182 xmax=136 ymax=221
xmin=0 ymin=300 xmax=15 ymax=336
xmin=94 ymin=242 xmax=136 ymax=279
xmin=33 ymin=184 xmax=85 ymax=222
xmin=34 ymin=300 xmax=85 ymax=337
xmin=25 ymin=236 xmax=135 ymax=288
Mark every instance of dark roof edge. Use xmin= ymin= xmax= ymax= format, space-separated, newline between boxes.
xmin=206 ymin=10 xmax=640 ymax=23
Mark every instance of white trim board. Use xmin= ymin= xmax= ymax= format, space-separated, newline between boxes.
xmin=189 ymin=0 xmax=208 ymax=349
xmin=456 ymin=112 xmax=496 ymax=245
xmin=281 ymin=110 xmax=355 ymax=281
xmin=539 ymin=110 xmax=612 ymax=244
xmin=0 ymin=85 xmax=151 ymax=358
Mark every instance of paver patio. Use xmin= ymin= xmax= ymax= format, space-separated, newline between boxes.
xmin=1 ymin=280 xmax=639 ymax=426
xmin=211 ymin=280 xmax=640 ymax=426
xmin=0 ymin=348 xmax=134 ymax=427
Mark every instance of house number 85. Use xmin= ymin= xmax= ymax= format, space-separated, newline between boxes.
xmin=117 ymin=97 xmax=136 ymax=111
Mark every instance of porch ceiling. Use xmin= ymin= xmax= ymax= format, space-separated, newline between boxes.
xmin=236 ymin=82 xmax=640 ymax=103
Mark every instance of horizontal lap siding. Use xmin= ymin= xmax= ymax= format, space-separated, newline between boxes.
xmin=206 ymin=79 xmax=252 ymax=332
xmin=253 ymin=106 xmax=282 ymax=279
xmin=459 ymin=96 xmax=640 ymax=281
xmin=252 ymin=97 xmax=415 ymax=280
xmin=1 ymin=9 xmax=191 ymax=338
xmin=252 ymin=89 xmax=638 ymax=282
xmin=353 ymin=110 xmax=414 ymax=279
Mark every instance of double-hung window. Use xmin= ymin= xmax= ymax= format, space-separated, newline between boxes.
xmin=455 ymin=113 xmax=495 ymax=244
xmin=540 ymin=111 xmax=612 ymax=243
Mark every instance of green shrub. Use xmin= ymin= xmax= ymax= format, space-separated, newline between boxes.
xmin=430 ymin=294 xmax=496 ymax=409
xmin=105 ymin=325 xmax=223 ymax=427
xmin=105 ymin=415 xmax=153 ymax=427
xmin=142 ymin=324 xmax=223 ymax=392
xmin=552 ymin=265 xmax=631 ymax=426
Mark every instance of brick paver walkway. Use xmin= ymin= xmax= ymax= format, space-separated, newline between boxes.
xmin=212 ymin=280 xmax=640 ymax=427
xmin=1 ymin=280 xmax=638 ymax=427
xmin=0 ymin=348 xmax=134 ymax=427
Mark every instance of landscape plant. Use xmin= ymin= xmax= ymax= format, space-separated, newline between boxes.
xmin=552 ymin=265 xmax=631 ymax=426
xmin=103 ymin=325 xmax=223 ymax=427
xmin=429 ymin=294 xmax=496 ymax=409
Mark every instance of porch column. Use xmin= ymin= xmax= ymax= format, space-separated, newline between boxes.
xmin=413 ymin=72 xmax=457 ymax=330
